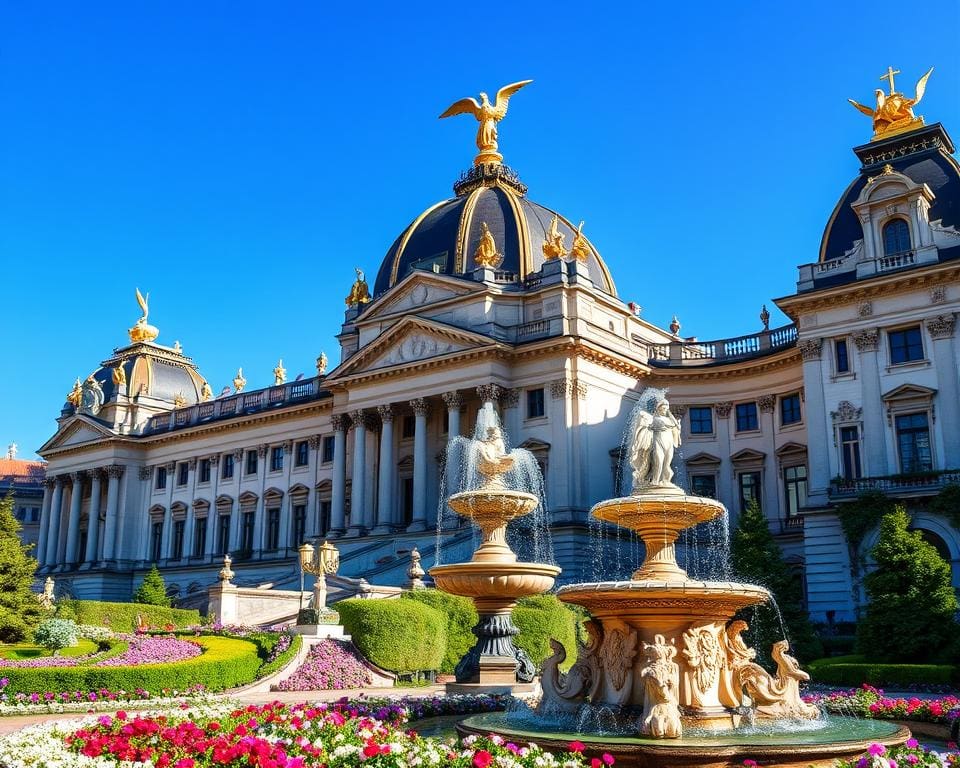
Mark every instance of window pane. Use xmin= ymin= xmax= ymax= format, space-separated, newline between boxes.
xmin=691 ymin=474 xmax=717 ymax=498
xmin=896 ymin=412 xmax=932 ymax=472
xmin=296 ymin=441 xmax=309 ymax=466
xmin=527 ymin=389 xmax=545 ymax=419
xmin=736 ymin=403 xmax=758 ymax=432
xmin=780 ymin=394 xmax=802 ymax=425
xmin=835 ymin=339 xmax=849 ymax=373
xmin=738 ymin=472 xmax=761 ymax=512
xmin=322 ymin=436 xmax=335 ymax=463
xmin=889 ymin=327 xmax=923 ymax=364
xmin=883 ymin=218 xmax=911 ymax=255
xmin=689 ymin=407 xmax=713 ymax=434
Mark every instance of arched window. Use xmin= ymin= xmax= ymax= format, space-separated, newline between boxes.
xmin=883 ymin=218 xmax=911 ymax=256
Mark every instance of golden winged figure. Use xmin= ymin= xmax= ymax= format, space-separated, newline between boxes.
xmin=849 ymin=67 xmax=933 ymax=140
xmin=135 ymin=287 xmax=149 ymax=322
xmin=439 ymin=80 xmax=533 ymax=165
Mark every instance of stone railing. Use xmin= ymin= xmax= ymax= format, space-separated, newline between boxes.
xmin=145 ymin=377 xmax=328 ymax=434
xmin=647 ymin=323 xmax=798 ymax=367
xmin=829 ymin=469 xmax=960 ymax=499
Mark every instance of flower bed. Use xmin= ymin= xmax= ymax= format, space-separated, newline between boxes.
xmin=833 ymin=738 xmax=959 ymax=767
xmin=275 ymin=639 xmax=373 ymax=690
xmin=0 ymin=682 xmax=211 ymax=715
xmin=0 ymin=699 xmax=610 ymax=768
xmin=806 ymin=684 xmax=960 ymax=725
xmin=93 ymin=636 xmax=200 ymax=667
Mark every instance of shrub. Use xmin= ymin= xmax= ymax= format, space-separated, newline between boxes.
xmin=336 ymin=598 xmax=445 ymax=672
xmin=33 ymin=619 xmax=78 ymax=654
xmin=809 ymin=655 xmax=957 ymax=687
xmin=60 ymin=600 xmax=200 ymax=631
xmin=133 ymin=565 xmax=171 ymax=607
xmin=0 ymin=494 xmax=43 ymax=642
xmin=403 ymin=590 xmax=477 ymax=675
xmin=0 ymin=635 xmax=260 ymax=695
xmin=857 ymin=507 xmax=959 ymax=662
xmin=513 ymin=595 xmax=578 ymax=670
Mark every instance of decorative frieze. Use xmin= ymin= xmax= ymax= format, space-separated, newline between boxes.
xmin=852 ymin=329 xmax=879 ymax=352
xmin=550 ymin=378 xmax=588 ymax=400
xmin=409 ymin=398 xmax=430 ymax=417
xmin=714 ymin=402 xmax=733 ymax=418
xmin=930 ymin=285 xmax=947 ymax=304
xmin=831 ymin=401 xmax=862 ymax=422
xmin=757 ymin=395 xmax=775 ymax=413
xmin=926 ymin=313 xmax=956 ymax=340
xmin=857 ymin=302 xmax=873 ymax=318
xmin=797 ymin=338 xmax=823 ymax=361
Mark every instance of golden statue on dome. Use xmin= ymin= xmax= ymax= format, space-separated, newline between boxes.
xmin=345 ymin=268 xmax=371 ymax=307
xmin=66 ymin=377 xmax=82 ymax=408
xmin=542 ymin=215 xmax=567 ymax=260
xmin=571 ymin=221 xmax=590 ymax=264
xmin=440 ymin=80 xmax=532 ymax=165
xmin=849 ymin=66 xmax=933 ymax=140
xmin=474 ymin=222 xmax=503 ymax=268
xmin=233 ymin=368 xmax=247 ymax=393
xmin=128 ymin=288 xmax=160 ymax=343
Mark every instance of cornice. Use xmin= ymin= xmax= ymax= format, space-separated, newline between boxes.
xmin=646 ymin=347 xmax=802 ymax=382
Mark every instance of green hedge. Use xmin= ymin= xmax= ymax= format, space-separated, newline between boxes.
xmin=403 ymin=590 xmax=477 ymax=675
xmin=513 ymin=595 xmax=578 ymax=671
xmin=0 ymin=636 xmax=260 ymax=695
xmin=257 ymin=634 xmax=302 ymax=680
xmin=336 ymin=598 xmax=446 ymax=673
xmin=809 ymin=655 xmax=957 ymax=686
xmin=58 ymin=600 xmax=200 ymax=632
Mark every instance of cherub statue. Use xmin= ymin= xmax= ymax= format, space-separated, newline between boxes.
xmin=200 ymin=381 xmax=213 ymax=402
xmin=66 ymin=377 xmax=83 ymax=409
xmin=476 ymin=425 xmax=514 ymax=489
xmin=345 ymin=268 xmax=371 ymax=307
xmin=112 ymin=364 xmax=126 ymax=388
xmin=79 ymin=375 xmax=105 ymax=416
xmin=629 ymin=391 xmax=682 ymax=491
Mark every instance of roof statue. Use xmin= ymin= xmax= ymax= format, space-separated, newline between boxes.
xmin=542 ymin=215 xmax=567 ymax=260
xmin=439 ymin=80 xmax=532 ymax=166
xmin=473 ymin=222 xmax=503 ymax=268
xmin=111 ymin=364 xmax=126 ymax=388
xmin=6 ymin=443 xmax=17 ymax=460
xmin=273 ymin=358 xmax=286 ymax=386
xmin=66 ymin=377 xmax=82 ymax=408
xmin=571 ymin=221 xmax=590 ymax=263
xmin=233 ymin=368 xmax=247 ymax=393
xmin=316 ymin=351 xmax=328 ymax=376
xmin=200 ymin=381 xmax=213 ymax=401
xmin=849 ymin=66 xmax=934 ymax=141
xmin=79 ymin=375 xmax=104 ymax=416
xmin=128 ymin=288 xmax=160 ymax=343
xmin=345 ymin=268 xmax=371 ymax=307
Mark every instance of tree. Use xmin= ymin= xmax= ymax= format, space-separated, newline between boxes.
xmin=0 ymin=493 xmax=44 ymax=642
xmin=730 ymin=500 xmax=823 ymax=663
xmin=133 ymin=564 xmax=171 ymax=606
xmin=33 ymin=618 xmax=78 ymax=654
xmin=857 ymin=507 xmax=958 ymax=662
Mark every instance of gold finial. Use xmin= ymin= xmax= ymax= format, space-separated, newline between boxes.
xmin=111 ymin=364 xmax=126 ymax=388
xmin=233 ymin=368 xmax=246 ymax=393
xmin=66 ymin=377 xmax=82 ymax=408
xmin=541 ymin=215 xmax=567 ymax=260
xmin=439 ymin=80 xmax=533 ymax=166
xmin=200 ymin=381 xmax=213 ymax=401
xmin=570 ymin=221 xmax=590 ymax=264
xmin=316 ymin=352 xmax=328 ymax=376
xmin=345 ymin=268 xmax=372 ymax=307
xmin=473 ymin=222 xmax=503 ymax=268
xmin=128 ymin=288 xmax=160 ymax=343
xmin=273 ymin=358 xmax=286 ymax=385
xmin=849 ymin=67 xmax=933 ymax=141
xmin=173 ymin=391 xmax=187 ymax=408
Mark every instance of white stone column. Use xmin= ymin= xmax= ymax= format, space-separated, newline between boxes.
xmin=444 ymin=391 xmax=463 ymax=439
xmin=330 ymin=415 xmax=348 ymax=537
xmin=373 ymin=405 xmax=395 ymax=534
xmin=279 ymin=441 xmax=293 ymax=550
xmin=64 ymin=472 xmax=85 ymax=567
xmin=83 ymin=469 xmax=103 ymax=567
xmin=798 ymin=338 xmax=831 ymax=505
xmin=758 ymin=395 xmax=779 ymax=522
xmin=36 ymin=480 xmax=53 ymax=569
xmin=853 ymin=329 xmax=887 ymax=476
xmin=228 ymin=451 xmax=243 ymax=553
xmin=160 ymin=462 xmax=175 ymax=560
xmin=42 ymin=478 xmax=63 ymax=568
xmin=714 ymin=404 xmax=734 ymax=510
xmin=407 ymin=398 xmax=430 ymax=532
xmin=206 ymin=455 xmax=221 ymax=559
xmin=927 ymin=315 xmax=959 ymax=468
xmin=347 ymin=410 xmax=368 ymax=536
xmin=101 ymin=466 xmax=123 ymax=562
xmin=441 ymin=391 xmax=463 ymax=519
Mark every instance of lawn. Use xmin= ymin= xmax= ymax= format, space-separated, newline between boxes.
xmin=0 ymin=639 xmax=98 ymax=660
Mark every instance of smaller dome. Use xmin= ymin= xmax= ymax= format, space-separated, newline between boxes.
xmin=92 ymin=342 xmax=208 ymax=406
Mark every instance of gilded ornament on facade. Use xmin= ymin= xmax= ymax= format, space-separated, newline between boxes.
xmin=233 ymin=368 xmax=247 ymax=393
xmin=111 ymin=364 xmax=126 ymax=387
xmin=200 ymin=381 xmax=213 ymax=401
xmin=128 ymin=288 xmax=160 ymax=343
xmin=316 ymin=351 xmax=328 ymax=376
xmin=570 ymin=221 xmax=590 ymax=263
xmin=66 ymin=377 xmax=83 ymax=408
xmin=439 ymin=80 xmax=532 ymax=166
xmin=473 ymin=222 xmax=503 ymax=268
xmin=541 ymin=215 xmax=567 ymax=260
xmin=849 ymin=67 xmax=933 ymax=141
xmin=345 ymin=268 xmax=371 ymax=307
xmin=173 ymin=392 xmax=187 ymax=408
xmin=273 ymin=358 xmax=286 ymax=385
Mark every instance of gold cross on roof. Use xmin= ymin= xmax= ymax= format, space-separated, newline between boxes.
xmin=880 ymin=66 xmax=901 ymax=94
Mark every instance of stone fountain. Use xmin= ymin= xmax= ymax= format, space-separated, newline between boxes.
xmin=430 ymin=408 xmax=561 ymax=687
xmin=456 ymin=390 xmax=910 ymax=767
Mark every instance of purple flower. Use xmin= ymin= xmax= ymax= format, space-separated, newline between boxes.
xmin=868 ymin=743 xmax=886 ymax=756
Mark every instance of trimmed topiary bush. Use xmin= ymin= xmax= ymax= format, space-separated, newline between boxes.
xmin=402 ymin=589 xmax=477 ymax=675
xmin=513 ymin=594 xmax=578 ymax=670
xmin=33 ymin=619 xmax=79 ymax=654
xmin=133 ymin=565 xmax=171 ymax=606
xmin=809 ymin=655 xmax=957 ymax=687
xmin=59 ymin=600 xmax=200 ymax=631
xmin=336 ymin=598 xmax=445 ymax=673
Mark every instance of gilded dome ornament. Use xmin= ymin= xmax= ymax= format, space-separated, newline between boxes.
xmin=439 ymin=80 xmax=532 ymax=166
xmin=66 ymin=377 xmax=83 ymax=408
xmin=127 ymin=288 xmax=160 ymax=344
xmin=111 ymin=364 xmax=126 ymax=388
xmin=173 ymin=391 xmax=187 ymax=409
xmin=200 ymin=381 xmax=213 ymax=402
xmin=316 ymin=352 xmax=328 ymax=376
xmin=473 ymin=222 xmax=504 ymax=268
xmin=233 ymin=368 xmax=247 ymax=393
xmin=849 ymin=66 xmax=933 ymax=141
xmin=345 ymin=268 xmax=372 ymax=307
xmin=570 ymin=221 xmax=590 ymax=264
xmin=273 ymin=358 xmax=287 ymax=386
xmin=542 ymin=215 xmax=567 ymax=260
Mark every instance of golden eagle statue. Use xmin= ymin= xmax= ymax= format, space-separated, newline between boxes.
xmin=849 ymin=67 xmax=933 ymax=140
xmin=440 ymin=80 xmax=532 ymax=165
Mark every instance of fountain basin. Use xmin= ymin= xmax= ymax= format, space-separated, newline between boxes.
xmin=430 ymin=561 xmax=560 ymax=604
xmin=448 ymin=489 xmax=540 ymax=527
xmin=457 ymin=712 xmax=910 ymax=768
xmin=592 ymin=494 xmax=725 ymax=531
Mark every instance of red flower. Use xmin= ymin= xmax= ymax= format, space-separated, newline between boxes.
xmin=473 ymin=749 xmax=494 ymax=768
xmin=603 ymin=753 xmax=615 ymax=766
xmin=591 ymin=759 xmax=602 ymax=768
xmin=363 ymin=743 xmax=381 ymax=758
xmin=570 ymin=741 xmax=586 ymax=753
xmin=743 ymin=761 xmax=759 ymax=767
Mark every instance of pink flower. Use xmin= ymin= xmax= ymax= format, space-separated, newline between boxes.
xmin=570 ymin=741 xmax=586 ymax=753
xmin=868 ymin=743 xmax=886 ymax=756
xmin=473 ymin=750 xmax=493 ymax=768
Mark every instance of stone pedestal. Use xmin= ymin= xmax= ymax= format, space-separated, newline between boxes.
xmin=207 ymin=581 xmax=239 ymax=625
xmin=289 ymin=624 xmax=349 ymax=640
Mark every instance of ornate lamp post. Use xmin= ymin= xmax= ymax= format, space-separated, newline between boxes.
xmin=297 ymin=541 xmax=340 ymax=625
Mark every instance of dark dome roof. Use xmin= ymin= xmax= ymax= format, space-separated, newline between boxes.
xmin=373 ymin=165 xmax=616 ymax=296
xmin=820 ymin=123 xmax=960 ymax=262
xmin=91 ymin=343 xmax=208 ymax=406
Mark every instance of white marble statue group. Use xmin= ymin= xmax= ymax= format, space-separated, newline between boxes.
xmin=629 ymin=390 xmax=682 ymax=491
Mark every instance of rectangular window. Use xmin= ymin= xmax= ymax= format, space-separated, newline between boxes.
xmin=527 ymin=388 xmax=545 ymax=419
xmin=15 ymin=507 xmax=25 ymax=521
xmin=402 ymin=415 xmax=416 ymax=439
xmin=401 ymin=477 xmax=414 ymax=525
xmin=738 ymin=471 xmax=762 ymax=513
xmin=172 ymin=519 xmax=185 ymax=560
xmin=835 ymin=339 xmax=850 ymax=373
xmin=240 ymin=511 xmax=255 ymax=554
xmin=222 ymin=454 xmax=235 ymax=479
xmin=193 ymin=517 xmax=207 ymax=557
xmin=293 ymin=503 xmax=307 ymax=545
xmin=295 ymin=441 xmax=309 ymax=467
xmin=780 ymin=394 xmax=802 ymax=426
xmin=896 ymin=413 xmax=933 ymax=473
xmin=322 ymin=436 xmax=335 ymax=464
xmin=177 ymin=463 xmax=189 ymax=486
xmin=783 ymin=465 xmax=808 ymax=518
xmin=735 ymin=402 xmax=759 ymax=432
xmin=199 ymin=458 xmax=211 ymax=483
xmin=691 ymin=474 xmax=717 ymax=498
xmin=155 ymin=466 xmax=167 ymax=490
xmin=889 ymin=326 xmax=924 ymax=364
xmin=270 ymin=446 xmax=283 ymax=472
xmin=30 ymin=507 xmax=40 ymax=522
xmin=840 ymin=426 xmax=862 ymax=481
xmin=151 ymin=521 xmax=163 ymax=562
xmin=319 ymin=500 xmax=332 ymax=534
xmin=246 ymin=450 xmax=258 ymax=476
xmin=217 ymin=515 xmax=231 ymax=555
xmin=266 ymin=507 xmax=281 ymax=550
xmin=689 ymin=407 xmax=713 ymax=435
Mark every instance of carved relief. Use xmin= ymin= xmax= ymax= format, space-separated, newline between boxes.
xmin=599 ymin=627 xmax=638 ymax=703
xmin=640 ymin=634 xmax=682 ymax=738
xmin=797 ymin=338 xmax=823 ymax=361
xmin=377 ymin=404 xmax=394 ymax=423
xmin=409 ymin=398 xmax=430 ymax=417
xmin=476 ymin=384 xmax=502 ymax=403
xmin=138 ymin=466 xmax=152 ymax=481
xmin=930 ymin=285 xmax=947 ymax=304
xmin=331 ymin=414 xmax=348 ymax=432
xmin=682 ymin=625 xmax=723 ymax=708
xmin=104 ymin=465 xmax=125 ymax=480
xmin=831 ymin=401 xmax=862 ymax=422
xmin=372 ymin=333 xmax=463 ymax=368
xmin=858 ymin=301 xmax=873 ymax=318
xmin=853 ymin=329 xmax=879 ymax=352
xmin=441 ymin=391 xmax=463 ymax=410
xmin=926 ymin=313 xmax=956 ymax=340
xmin=757 ymin=395 xmax=775 ymax=413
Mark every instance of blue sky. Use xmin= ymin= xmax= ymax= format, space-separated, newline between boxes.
xmin=1 ymin=2 xmax=958 ymax=458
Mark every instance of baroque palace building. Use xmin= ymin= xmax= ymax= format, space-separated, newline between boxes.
xmin=34 ymin=72 xmax=960 ymax=623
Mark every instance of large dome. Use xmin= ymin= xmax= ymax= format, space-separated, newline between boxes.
xmin=373 ymin=164 xmax=616 ymax=297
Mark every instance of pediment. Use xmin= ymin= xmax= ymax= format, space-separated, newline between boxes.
xmin=330 ymin=316 xmax=499 ymax=379
xmin=882 ymin=383 xmax=936 ymax=402
xmin=364 ymin=272 xmax=478 ymax=319
xmin=518 ymin=438 xmax=551 ymax=453
xmin=731 ymin=448 xmax=766 ymax=465
xmin=685 ymin=451 xmax=721 ymax=467
xmin=775 ymin=442 xmax=807 ymax=458
xmin=39 ymin=416 xmax=115 ymax=455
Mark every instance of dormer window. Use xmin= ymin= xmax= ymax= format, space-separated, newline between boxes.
xmin=882 ymin=218 xmax=911 ymax=256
